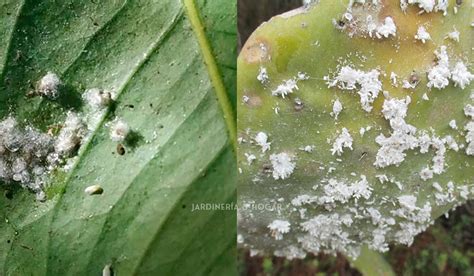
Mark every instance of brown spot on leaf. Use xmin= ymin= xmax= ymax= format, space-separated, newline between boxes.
xmin=241 ymin=38 xmax=271 ymax=64
xmin=244 ymin=93 xmax=263 ymax=108
xmin=116 ymin=144 xmax=126 ymax=155
xmin=294 ymin=98 xmax=304 ymax=111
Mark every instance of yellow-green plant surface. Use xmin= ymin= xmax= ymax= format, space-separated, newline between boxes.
xmin=238 ymin=0 xmax=473 ymax=266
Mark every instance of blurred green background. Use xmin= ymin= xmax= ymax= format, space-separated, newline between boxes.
xmin=237 ymin=1 xmax=474 ymax=275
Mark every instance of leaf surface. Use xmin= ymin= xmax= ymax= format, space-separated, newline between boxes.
xmin=237 ymin=0 xmax=473 ymax=260
xmin=0 ymin=0 xmax=236 ymax=275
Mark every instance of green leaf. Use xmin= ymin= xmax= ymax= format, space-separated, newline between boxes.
xmin=237 ymin=0 xmax=473 ymax=262
xmin=0 ymin=0 xmax=236 ymax=275
xmin=352 ymin=246 xmax=395 ymax=276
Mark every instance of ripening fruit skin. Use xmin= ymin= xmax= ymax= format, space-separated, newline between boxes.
xmin=237 ymin=0 xmax=473 ymax=259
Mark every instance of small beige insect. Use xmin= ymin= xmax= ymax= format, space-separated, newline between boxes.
xmin=84 ymin=185 xmax=104 ymax=195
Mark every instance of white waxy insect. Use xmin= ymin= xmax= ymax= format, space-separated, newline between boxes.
xmin=109 ymin=118 xmax=130 ymax=142
xmin=415 ymin=26 xmax=431 ymax=43
xmin=84 ymin=185 xmax=104 ymax=195
xmin=332 ymin=99 xmax=343 ymax=120
xmin=83 ymin=88 xmax=112 ymax=109
xmin=37 ymin=72 xmax=61 ymax=98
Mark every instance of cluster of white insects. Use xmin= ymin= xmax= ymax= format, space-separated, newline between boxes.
xmin=238 ymin=0 xmax=474 ymax=260
xmin=0 ymin=72 xmax=131 ymax=200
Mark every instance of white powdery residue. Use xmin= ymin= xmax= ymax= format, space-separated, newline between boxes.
xmin=375 ymin=17 xmax=397 ymax=39
xmin=299 ymin=213 xmax=357 ymax=259
xmin=319 ymin=176 xmax=372 ymax=205
xmin=255 ymin=132 xmax=271 ymax=153
xmin=443 ymin=135 xmax=459 ymax=151
xmin=55 ymin=111 xmax=87 ymax=156
xmin=458 ymin=185 xmax=470 ymax=200
xmin=402 ymin=80 xmax=417 ymax=89
xmin=433 ymin=181 xmax=456 ymax=205
xmin=464 ymin=121 xmax=474 ymax=155
xmin=402 ymin=129 xmax=448 ymax=173
xmin=415 ymin=26 xmax=431 ymax=43
xmin=381 ymin=96 xmax=410 ymax=120
xmin=297 ymin=72 xmax=309 ymax=80
xmin=398 ymin=195 xmax=418 ymax=211
xmin=257 ymin=67 xmax=269 ymax=84
xmin=291 ymin=194 xmax=318 ymax=206
xmin=427 ymin=46 xmax=451 ymax=89
xmin=375 ymin=174 xmax=388 ymax=183
xmin=370 ymin=228 xmax=389 ymax=252
xmin=320 ymin=179 xmax=354 ymax=204
xmin=430 ymin=136 xmax=447 ymax=174
xmin=83 ymin=88 xmax=112 ymax=109
xmin=451 ymin=62 xmax=474 ymax=89
xmin=394 ymin=222 xmax=427 ymax=245
xmin=392 ymin=197 xmax=432 ymax=246
xmin=244 ymin=153 xmax=256 ymax=165
xmin=434 ymin=0 xmax=449 ymax=15
xmin=406 ymin=0 xmax=435 ymax=12
xmin=432 ymin=182 xmax=443 ymax=192
xmin=109 ymin=118 xmax=130 ymax=142
xmin=374 ymin=96 xmax=446 ymax=172
xmin=366 ymin=15 xmax=378 ymax=37
xmin=267 ymin=220 xmax=291 ymax=240
xmin=375 ymin=97 xmax=419 ymax=168
xmin=37 ymin=72 xmax=61 ymax=98
xmin=329 ymin=66 xmax=361 ymax=90
xmin=400 ymin=0 xmax=408 ymax=11
xmin=0 ymin=113 xmax=91 ymax=198
xmin=406 ymin=0 xmax=447 ymax=14
xmin=447 ymin=27 xmax=460 ymax=42
xmin=359 ymin=126 xmax=372 ymax=137
xmin=418 ymin=132 xmax=431 ymax=153
xmin=0 ymin=118 xmax=55 ymax=194
xmin=331 ymin=99 xmax=343 ymax=120
xmin=396 ymin=197 xmax=432 ymax=223
xmin=340 ymin=214 xmax=353 ymax=226
xmin=270 ymin=153 xmax=295 ymax=180
xmin=390 ymin=72 xmax=398 ymax=87
xmin=272 ymin=72 xmax=308 ymax=98
xmin=331 ymin=128 xmax=353 ymax=156
xmin=299 ymin=145 xmax=315 ymax=152
xmin=465 ymin=104 xmax=474 ymax=119
xmin=350 ymin=175 xmax=373 ymax=200
xmin=449 ymin=119 xmax=458 ymax=130
xmin=366 ymin=207 xmax=383 ymax=225
xmin=272 ymin=79 xmax=298 ymax=97
xmin=374 ymin=130 xmax=418 ymax=167
xmin=329 ymin=66 xmax=382 ymax=112
xmin=419 ymin=166 xmax=433 ymax=180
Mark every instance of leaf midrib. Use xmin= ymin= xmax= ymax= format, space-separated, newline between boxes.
xmin=183 ymin=0 xmax=237 ymax=153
